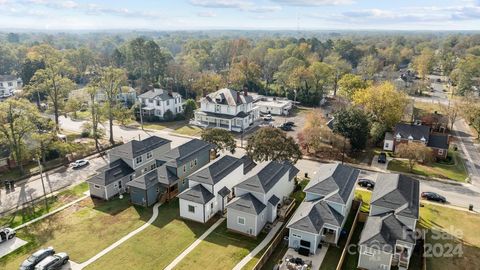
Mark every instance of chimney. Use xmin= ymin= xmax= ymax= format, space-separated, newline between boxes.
xmin=215 ymin=85 xmax=219 ymax=91
xmin=237 ymin=91 xmax=241 ymax=103
xmin=203 ymin=88 xmax=207 ymax=97
xmin=243 ymin=86 xmax=248 ymax=96
xmin=168 ymin=89 xmax=173 ymax=96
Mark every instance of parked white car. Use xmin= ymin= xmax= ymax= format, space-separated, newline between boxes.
xmin=0 ymin=227 xmax=16 ymax=243
xmin=70 ymin=159 xmax=89 ymax=169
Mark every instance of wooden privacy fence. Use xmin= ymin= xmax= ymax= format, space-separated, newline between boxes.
xmin=336 ymin=200 xmax=363 ymax=270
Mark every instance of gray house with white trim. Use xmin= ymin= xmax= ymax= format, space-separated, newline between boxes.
xmin=226 ymin=160 xmax=299 ymax=237
xmin=358 ymin=173 xmax=419 ymax=270
xmin=287 ymin=163 xmax=359 ymax=255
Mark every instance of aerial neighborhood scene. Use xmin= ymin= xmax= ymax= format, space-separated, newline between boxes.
xmin=1 ymin=1 xmax=480 ymax=270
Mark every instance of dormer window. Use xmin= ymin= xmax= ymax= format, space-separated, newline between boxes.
xmin=395 ymin=133 xmax=401 ymax=141
xmin=408 ymin=135 xmax=413 ymax=141
xmin=420 ymin=136 xmax=426 ymax=143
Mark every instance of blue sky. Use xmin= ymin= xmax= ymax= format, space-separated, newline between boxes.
xmin=1 ymin=0 xmax=480 ymax=30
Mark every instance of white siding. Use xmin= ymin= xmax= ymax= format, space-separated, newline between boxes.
xmin=179 ymin=199 xmax=208 ymax=223
xmin=288 ymin=228 xmax=320 ymax=254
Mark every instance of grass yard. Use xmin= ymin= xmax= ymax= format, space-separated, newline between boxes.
xmin=419 ymin=204 xmax=480 ymax=270
xmin=173 ymin=124 xmax=204 ymax=136
xmin=0 ymin=196 xmax=151 ymax=269
xmin=387 ymin=153 xmax=468 ymax=182
xmin=354 ymin=189 xmax=372 ymax=212
xmin=0 ymin=182 xmax=89 ymax=228
xmin=85 ymin=199 xmax=214 ymax=270
xmin=174 ymin=221 xmax=267 ymax=270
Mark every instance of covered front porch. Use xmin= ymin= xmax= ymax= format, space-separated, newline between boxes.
xmin=194 ymin=113 xmax=247 ymax=132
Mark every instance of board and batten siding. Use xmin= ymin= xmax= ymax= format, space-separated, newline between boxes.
xmin=227 ymin=207 xmax=266 ymax=237
xmin=288 ymin=228 xmax=321 ymax=254
xmin=358 ymin=245 xmax=393 ymax=270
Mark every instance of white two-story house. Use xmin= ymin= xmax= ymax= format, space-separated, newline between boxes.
xmin=0 ymin=75 xmax=21 ymax=98
xmin=226 ymin=160 xmax=299 ymax=237
xmin=178 ymin=155 xmax=245 ymax=223
xmin=287 ymin=164 xmax=359 ymax=255
xmin=358 ymin=173 xmax=420 ymax=270
xmin=138 ymin=88 xmax=183 ymax=119
xmin=193 ymin=88 xmax=260 ymax=132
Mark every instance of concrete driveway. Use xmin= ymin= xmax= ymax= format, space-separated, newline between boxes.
xmin=371 ymin=155 xmax=389 ymax=171
xmin=0 ymin=237 xmax=27 ymax=258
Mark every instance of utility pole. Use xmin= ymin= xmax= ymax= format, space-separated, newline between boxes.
xmin=36 ymin=157 xmax=49 ymax=212
xmin=341 ymin=137 xmax=346 ymax=165
xmin=138 ymin=101 xmax=144 ymax=130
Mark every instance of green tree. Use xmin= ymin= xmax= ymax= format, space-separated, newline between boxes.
xmin=357 ymin=55 xmax=382 ymax=80
xmin=412 ymin=48 xmax=435 ymax=79
xmin=65 ymin=98 xmax=83 ymax=119
xmin=324 ymin=53 xmax=352 ymax=96
xmin=246 ymin=127 xmax=302 ymax=163
xmin=337 ymin=74 xmax=369 ymax=100
xmin=0 ymin=99 xmax=40 ymax=174
xmin=201 ymin=128 xmax=236 ymax=154
xmin=332 ymin=107 xmax=370 ymax=150
xmin=184 ymin=99 xmax=197 ymax=120
xmin=396 ymin=142 xmax=434 ymax=172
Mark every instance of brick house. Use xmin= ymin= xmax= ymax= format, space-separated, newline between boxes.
xmin=383 ymin=123 xmax=449 ymax=159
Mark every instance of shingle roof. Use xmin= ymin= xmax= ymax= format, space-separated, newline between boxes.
xmin=226 ymin=193 xmax=266 ymax=215
xmin=195 ymin=110 xmax=252 ymax=120
xmin=87 ymin=159 xmax=134 ymax=186
xmin=240 ymin=155 xmax=257 ymax=174
xmin=218 ymin=186 xmax=231 ymax=197
xmin=161 ymin=139 xmax=214 ymax=168
xmin=235 ymin=160 xmax=298 ymax=194
xmin=304 ymin=163 xmax=359 ymax=204
xmin=371 ymin=174 xmax=420 ymax=219
xmin=427 ymin=134 xmax=449 ymax=149
xmin=268 ymin=194 xmax=280 ymax=206
xmin=109 ymin=136 xmax=171 ymax=159
xmin=203 ymin=88 xmax=253 ymax=106
xmin=187 ymin=155 xmax=243 ymax=185
xmin=0 ymin=75 xmax=17 ymax=81
xmin=138 ymin=88 xmax=180 ymax=101
xmin=157 ymin=165 xmax=179 ymax=186
xmin=359 ymin=212 xmax=415 ymax=249
xmin=178 ymin=184 xmax=215 ymax=204
xmin=394 ymin=123 xmax=430 ymax=141
xmin=126 ymin=169 xmax=158 ymax=189
xmin=287 ymin=199 xmax=344 ymax=234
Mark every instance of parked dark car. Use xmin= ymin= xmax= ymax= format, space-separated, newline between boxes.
xmin=421 ymin=192 xmax=446 ymax=203
xmin=358 ymin=179 xmax=375 ymax=189
xmin=279 ymin=124 xmax=293 ymax=131
xmin=20 ymin=247 xmax=55 ymax=270
xmin=285 ymin=121 xmax=295 ymax=127
xmin=34 ymin=252 xmax=69 ymax=270
xmin=378 ymin=152 xmax=387 ymax=164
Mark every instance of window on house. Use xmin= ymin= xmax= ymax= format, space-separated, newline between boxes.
xmin=292 ymin=233 xmax=302 ymax=238
xmin=211 ymin=202 xmax=214 ymax=210
xmin=166 ymin=100 xmax=170 ymax=106
xmin=146 ymin=152 xmax=152 ymax=159
xmin=194 ymin=159 xmax=197 ymax=166
xmin=129 ymin=175 xmax=133 ymax=180
xmin=385 ymin=143 xmax=389 ymax=148
xmin=94 ymin=184 xmax=101 ymax=189
xmin=438 ymin=149 xmax=444 ymax=155
xmin=156 ymin=187 xmax=160 ymax=193
xmin=238 ymin=217 xmax=245 ymax=225
xmin=8 ymin=82 xmax=13 ymax=87
xmin=183 ymin=165 xmax=186 ymax=173
xmin=188 ymin=205 xmax=195 ymax=213
xmin=150 ymin=164 xmax=156 ymax=170
xmin=149 ymin=99 xmax=153 ymax=103
xmin=363 ymin=251 xmax=374 ymax=257
xmin=136 ymin=156 xmax=143 ymax=164
xmin=156 ymin=100 xmax=160 ymax=106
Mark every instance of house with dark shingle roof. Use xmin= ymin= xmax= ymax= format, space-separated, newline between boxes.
xmin=286 ymin=163 xmax=359 ymax=255
xmin=138 ymin=88 xmax=183 ymax=119
xmin=383 ymin=123 xmax=449 ymax=159
xmin=86 ymin=136 xmax=171 ymax=200
xmin=358 ymin=173 xmax=419 ymax=270
xmin=127 ymin=139 xmax=215 ymax=207
xmin=192 ymin=88 xmax=260 ymax=132
xmin=178 ymin=155 xmax=247 ymax=223
xmin=226 ymin=160 xmax=299 ymax=237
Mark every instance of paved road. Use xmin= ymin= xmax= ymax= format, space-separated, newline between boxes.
xmin=0 ymin=156 xmax=107 ymax=215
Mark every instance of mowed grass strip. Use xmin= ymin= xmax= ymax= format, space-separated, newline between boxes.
xmin=84 ymin=199 xmax=213 ymax=270
xmin=174 ymin=221 xmax=266 ymax=270
xmin=0 ymin=196 xmax=151 ymax=269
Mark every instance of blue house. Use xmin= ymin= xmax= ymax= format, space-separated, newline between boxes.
xmin=127 ymin=139 xmax=215 ymax=207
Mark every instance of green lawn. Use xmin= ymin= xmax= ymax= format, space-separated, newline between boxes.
xmin=173 ymin=125 xmax=204 ymax=136
xmin=85 ymin=199 xmax=213 ymax=270
xmin=387 ymin=153 xmax=468 ymax=182
xmin=354 ymin=189 xmax=372 ymax=212
xmin=175 ymin=221 xmax=267 ymax=270
xmin=0 ymin=182 xmax=89 ymax=228
xmin=420 ymin=204 xmax=480 ymax=270
xmin=0 ymin=196 xmax=151 ymax=269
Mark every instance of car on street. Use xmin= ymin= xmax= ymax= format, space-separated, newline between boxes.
xmin=421 ymin=192 xmax=447 ymax=203
xmin=34 ymin=252 xmax=69 ymax=270
xmin=377 ymin=152 xmax=387 ymax=164
xmin=279 ymin=123 xmax=293 ymax=131
xmin=70 ymin=159 xmax=89 ymax=169
xmin=0 ymin=227 xmax=16 ymax=243
xmin=357 ymin=179 xmax=375 ymax=189
xmin=20 ymin=247 xmax=55 ymax=270
xmin=263 ymin=114 xmax=272 ymax=121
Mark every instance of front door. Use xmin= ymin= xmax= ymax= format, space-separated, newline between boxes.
xmin=118 ymin=181 xmax=122 ymax=189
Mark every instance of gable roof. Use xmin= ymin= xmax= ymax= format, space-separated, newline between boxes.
xmin=203 ymin=88 xmax=253 ymax=106
xmin=427 ymin=134 xmax=449 ymax=149
xmin=394 ymin=123 xmax=430 ymax=141
xmin=226 ymin=193 xmax=266 ymax=215
xmin=287 ymin=199 xmax=344 ymax=234
xmin=86 ymin=159 xmax=134 ymax=186
xmin=0 ymin=75 xmax=17 ymax=81
xmin=109 ymin=136 xmax=171 ymax=159
xmin=235 ymin=160 xmax=298 ymax=194
xmin=240 ymin=155 xmax=257 ymax=174
xmin=359 ymin=212 xmax=415 ymax=249
xmin=371 ymin=174 xmax=420 ymax=219
xmin=161 ymin=139 xmax=214 ymax=168
xmin=178 ymin=184 xmax=215 ymax=204
xmin=218 ymin=186 xmax=231 ymax=197
xmin=126 ymin=169 xmax=159 ymax=189
xmin=187 ymin=155 xmax=243 ymax=186
xmin=268 ymin=194 xmax=280 ymax=206
xmin=157 ymin=165 xmax=179 ymax=186
xmin=138 ymin=88 xmax=180 ymax=100
xmin=304 ymin=163 xmax=359 ymax=204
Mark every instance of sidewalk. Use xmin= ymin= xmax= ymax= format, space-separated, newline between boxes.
xmin=164 ymin=217 xmax=225 ymax=270
xmin=232 ymin=221 xmax=284 ymax=270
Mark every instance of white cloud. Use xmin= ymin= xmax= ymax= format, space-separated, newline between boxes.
xmin=190 ymin=0 xmax=281 ymax=13
xmin=197 ymin=11 xmax=217 ymax=17
xmin=271 ymin=0 xmax=354 ymax=6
